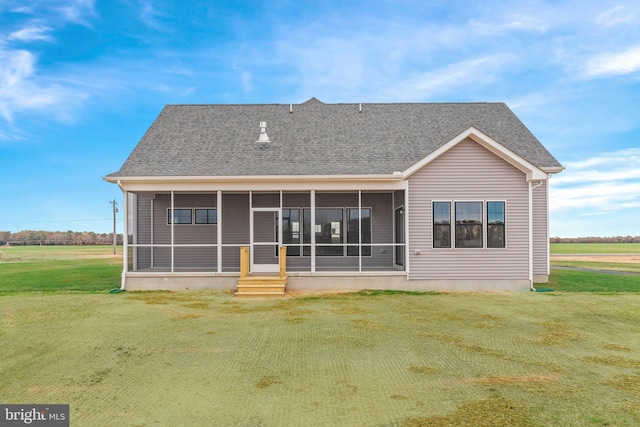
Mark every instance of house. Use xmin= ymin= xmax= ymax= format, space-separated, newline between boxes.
xmin=104 ymin=98 xmax=563 ymax=294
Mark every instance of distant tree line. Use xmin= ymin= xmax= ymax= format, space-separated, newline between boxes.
xmin=1 ymin=230 xmax=123 ymax=246
xmin=550 ymin=236 xmax=640 ymax=244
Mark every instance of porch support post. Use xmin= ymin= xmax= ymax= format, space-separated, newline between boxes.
xmin=311 ymin=190 xmax=316 ymax=273
xmin=404 ymin=181 xmax=410 ymax=277
xmin=150 ymin=197 xmax=154 ymax=269
xmin=392 ymin=191 xmax=396 ymax=266
xmin=249 ymin=191 xmax=253 ymax=269
xmin=170 ymin=190 xmax=174 ymax=273
xmin=279 ymin=191 xmax=283 ymax=249
xmin=217 ymin=190 xmax=222 ymax=273
xmin=358 ymin=190 xmax=362 ymax=272
xmin=120 ymin=185 xmax=128 ymax=290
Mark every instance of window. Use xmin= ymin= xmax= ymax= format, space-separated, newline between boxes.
xmin=296 ymin=207 xmax=372 ymax=256
xmin=168 ymin=208 xmax=192 ymax=224
xmin=433 ymin=202 xmax=451 ymax=248
xmin=347 ymin=208 xmax=371 ymax=256
xmin=315 ymin=208 xmax=343 ymax=256
xmin=487 ymin=202 xmax=505 ymax=248
xmin=455 ymin=202 xmax=483 ymax=248
xmin=195 ymin=208 xmax=217 ymax=224
xmin=283 ymin=208 xmax=301 ymax=256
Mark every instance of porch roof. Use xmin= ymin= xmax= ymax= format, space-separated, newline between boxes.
xmin=106 ymin=98 xmax=563 ymax=179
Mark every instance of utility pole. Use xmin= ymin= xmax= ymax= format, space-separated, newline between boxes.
xmin=110 ymin=199 xmax=118 ymax=255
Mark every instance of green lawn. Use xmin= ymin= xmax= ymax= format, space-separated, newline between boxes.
xmin=0 ymin=259 xmax=122 ymax=293
xmin=0 ymin=246 xmax=121 ymax=293
xmin=0 ymin=245 xmax=121 ymax=262
xmin=1 ymin=246 xmax=640 ymax=425
xmin=548 ymin=269 xmax=640 ymax=292
xmin=1 ymin=291 xmax=639 ymax=426
xmin=551 ymin=243 xmax=640 ymax=254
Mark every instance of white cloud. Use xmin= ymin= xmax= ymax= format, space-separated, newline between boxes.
xmin=405 ymin=56 xmax=509 ymax=98
xmin=584 ymin=45 xmax=640 ymax=78
xmin=7 ymin=26 xmax=53 ymax=42
xmin=596 ymin=5 xmax=638 ymax=27
xmin=549 ymin=148 xmax=640 ymax=213
xmin=0 ymin=48 xmax=87 ymax=131
xmin=56 ymin=0 xmax=97 ymax=26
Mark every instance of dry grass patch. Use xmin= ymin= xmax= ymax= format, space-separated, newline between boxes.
xmin=409 ymin=366 xmax=439 ymax=375
xmin=330 ymin=306 xmax=367 ymax=315
xmin=619 ymin=402 xmax=640 ymax=417
xmin=423 ymin=332 xmax=491 ymax=354
xmin=256 ymin=375 xmax=281 ymax=389
xmin=181 ymin=302 xmax=210 ymax=309
xmin=350 ymin=318 xmax=390 ymax=331
xmin=537 ymin=321 xmax=580 ymax=345
xmin=607 ymin=374 xmax=640 ymax=395
xmin=404 ymin=396 xmax=534 ymax=427
xmin=474 ymin=374 xmax=559 ymax=386
xmin=601 ymin=343 xmax=632 ymax=352
xmin=583 ymin=356 xmax=640 ymax=369
xmin=129 ymin=291 xmax=209 ymax=305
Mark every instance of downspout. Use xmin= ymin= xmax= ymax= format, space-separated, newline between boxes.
xmin=529 ymin=180 xmax=543 ymax=291
xmin=117 ymin=180 xmax=127 ymax=290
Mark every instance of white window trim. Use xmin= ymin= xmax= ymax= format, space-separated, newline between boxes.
xmin=167 ymin=207 xmax=218 ymax=226
xmin=431 ymin=200 xmax=508 ymax=250
xmin=486 ymin=200 xmax=507 ymax=249
xmin=194 ymin=207 xmax=218 ymax=225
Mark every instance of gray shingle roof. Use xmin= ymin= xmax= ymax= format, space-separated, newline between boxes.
xmin=108 ymin=98 xmax=562 ymax=177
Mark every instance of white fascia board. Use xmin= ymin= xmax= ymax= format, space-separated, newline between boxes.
xmin=541 ymin=166 xmax=565 ymax=175
xmin=104 ymin=173 xmax=406 ymax=192
xmin=402 ymin=127 xmax=549 ymax=181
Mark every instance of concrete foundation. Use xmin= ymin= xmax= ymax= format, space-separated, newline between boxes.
xmin=124 ymin=272 xmax=534 ymax=292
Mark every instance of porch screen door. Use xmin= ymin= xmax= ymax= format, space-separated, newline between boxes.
xmin=251 ymin=208 xmax=281 ymax=273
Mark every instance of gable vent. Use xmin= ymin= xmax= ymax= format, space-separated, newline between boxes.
xmin=257 ymin=121 xmax=270 ymax=143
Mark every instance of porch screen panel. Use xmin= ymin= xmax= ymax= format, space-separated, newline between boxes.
xmin=174 ymin=246 xmax=217 ymax=271
xmin=347 ymin=208 xmax=371 ymax=256
xmin=136 ymin=194 xmax=152 ymax=270
xmin=283 ymin=208 xmax=301 ymax=256
xmin=315 ymin=208 xmax=343 ymax=256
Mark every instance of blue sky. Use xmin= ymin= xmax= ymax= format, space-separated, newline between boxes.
xmin=1 ymin=0 xmax=639 ymax=238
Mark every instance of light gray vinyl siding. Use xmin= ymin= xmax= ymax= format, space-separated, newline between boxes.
xmin=408 ymin=138 xmax=530 ymax=280
xmin=252 ymin=193 xmax=279 ymax=208
xmin=532 ymin=181 xmax=549 ymax=276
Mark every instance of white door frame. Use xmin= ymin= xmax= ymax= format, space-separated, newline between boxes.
xmin=250 ymin=207 xmax=282 ymax=273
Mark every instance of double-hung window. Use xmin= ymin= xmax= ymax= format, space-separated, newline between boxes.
xmin=487 ymin=202 xmax=505 ymax=248
xmin=433 ymin=202 xmax=452 ymax=248
xmin=455 ymin=202 xmax=483 ymax=248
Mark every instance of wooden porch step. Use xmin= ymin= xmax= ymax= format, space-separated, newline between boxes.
xmin=235 ymin=275 xmax=288 ymax=297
